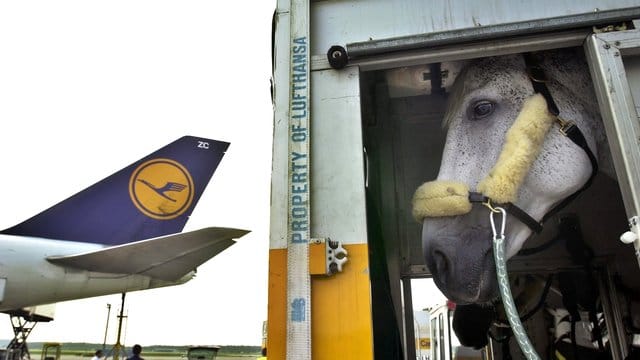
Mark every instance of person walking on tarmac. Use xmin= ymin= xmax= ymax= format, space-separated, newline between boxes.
xmin=91 ymin=350 xmax=103 ymax=360
xmin=127 ymin=344 xmax=144 ymax=360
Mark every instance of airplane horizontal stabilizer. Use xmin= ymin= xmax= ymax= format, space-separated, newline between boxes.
xmin=46 ymin=227 xmax=249 ymax=281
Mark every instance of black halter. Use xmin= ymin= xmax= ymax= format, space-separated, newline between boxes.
xmin=468 ymin=53 xmax=599 ymax=234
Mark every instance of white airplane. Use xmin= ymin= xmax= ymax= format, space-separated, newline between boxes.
xmin=0 ymin=136 xmax=248 ymax=320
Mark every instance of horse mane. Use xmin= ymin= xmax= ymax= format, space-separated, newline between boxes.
xmin=442 ymin=63 xmax=469 ymax=129
xmin=536 ymin=48 xmax=613 ymax=177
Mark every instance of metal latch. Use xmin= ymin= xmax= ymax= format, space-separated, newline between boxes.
xmin=309 ymin=238 xmax=348 ymax=276
xmin=620 ymin=215 xmax=640 ymax=269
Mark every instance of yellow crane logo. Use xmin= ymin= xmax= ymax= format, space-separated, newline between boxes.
xmin=129 ymin=158 xmax=194 ymax=220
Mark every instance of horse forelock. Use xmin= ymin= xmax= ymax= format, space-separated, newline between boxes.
xmin=442 ymin=65 xmax=468 ymax=128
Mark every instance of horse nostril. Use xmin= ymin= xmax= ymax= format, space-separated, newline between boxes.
xmin=433 ymin=249 xmax=450 ymax=277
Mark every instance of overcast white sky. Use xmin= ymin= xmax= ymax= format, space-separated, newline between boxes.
xmin=0 ymin=1 xmax=276 ymax=347
xmin=0 ymin=1 xmax=446 ymax=348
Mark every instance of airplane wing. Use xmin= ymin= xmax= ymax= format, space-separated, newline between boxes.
xmin=46 ymin=227 xmax=248 ymax=281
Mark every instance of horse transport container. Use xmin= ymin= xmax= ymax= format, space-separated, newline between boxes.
xmin=268 ymin=1 xmax=640 ymax=359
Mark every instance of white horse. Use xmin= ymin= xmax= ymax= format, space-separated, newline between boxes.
xmin=411 ymin=47 xmax=629 ymax=305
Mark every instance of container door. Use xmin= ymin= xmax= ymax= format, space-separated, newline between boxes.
xmin=585 ymin=27 xmax=640 ymax=359
xmin=585 ymin=28 xmax=640 ymax=231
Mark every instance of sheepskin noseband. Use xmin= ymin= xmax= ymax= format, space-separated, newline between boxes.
xmin=412 ymin=94 xmax=555 ymax=221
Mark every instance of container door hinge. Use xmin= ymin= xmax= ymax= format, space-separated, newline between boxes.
xmin=309 ymin=238 xmax=348 ymax=276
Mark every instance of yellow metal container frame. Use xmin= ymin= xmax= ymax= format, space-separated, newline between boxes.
xmin=268 ymin=2 xmax=375 ymax=358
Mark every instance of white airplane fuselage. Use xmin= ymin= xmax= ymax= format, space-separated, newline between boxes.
xmin=0 ymin=137 xmax=244 ymax=319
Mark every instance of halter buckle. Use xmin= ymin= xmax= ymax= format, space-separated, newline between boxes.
xmin=483 ymin=199 xmax=501 ymax=213
xmin=556 ymin=116 xmax=574 ymax=136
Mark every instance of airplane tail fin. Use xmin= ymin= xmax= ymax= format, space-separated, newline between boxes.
xmin=1 ymin=136 xmax=229 ymax=245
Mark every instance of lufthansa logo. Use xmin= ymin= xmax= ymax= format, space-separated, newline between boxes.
xmin=129 ymin=158 xmax=194 ymax=220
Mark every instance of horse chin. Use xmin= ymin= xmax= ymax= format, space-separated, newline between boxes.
xmin=423 ymin=220 xmax=499 ymax=304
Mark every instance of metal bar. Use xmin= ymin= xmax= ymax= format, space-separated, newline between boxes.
xmin=313 ymin=28 xmax=591 ymax=71
xmin=353 ymin=29 xmax=589 ymax=71
xmin=402 ymin=278 xmax=416 ymax=360
xmin=596 ymin=268 xmax=627 ymax=359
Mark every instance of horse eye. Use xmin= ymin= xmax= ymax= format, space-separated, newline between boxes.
xmin=471 ymin=101 xmax=495 ymax=120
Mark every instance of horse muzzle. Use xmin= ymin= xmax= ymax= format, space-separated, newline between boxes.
xmin=422 ymin=221 xmax=499 ymax=303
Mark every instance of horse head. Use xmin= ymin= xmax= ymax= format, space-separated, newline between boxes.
xmin=414 ymin=48 xmax=612 ymax=304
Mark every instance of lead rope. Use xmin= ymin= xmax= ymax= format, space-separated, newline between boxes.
xmin=488 ymin=205 xmax=541 ymax=360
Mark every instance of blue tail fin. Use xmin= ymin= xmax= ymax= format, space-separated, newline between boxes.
xmin=1 ymin=136 xmax=229 ymax=245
